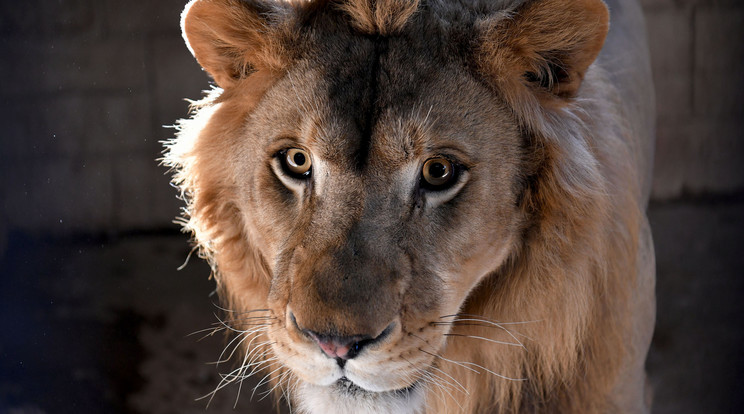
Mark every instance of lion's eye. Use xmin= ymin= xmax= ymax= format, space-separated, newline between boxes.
xmin=282 ymin=148 xmax=312 ymax=178
xmin=421 ymin=157 xmax=456 ymax=190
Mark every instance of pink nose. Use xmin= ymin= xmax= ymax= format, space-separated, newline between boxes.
xmin=317 ymin=338 xmax=353 ymax=359
xmin=290 ymin=312 xmax=396 ymax=363
xmin=306 ymin=332 xmax=363 ymax=360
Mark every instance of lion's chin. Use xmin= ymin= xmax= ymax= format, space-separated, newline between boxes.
xmin=296 ymin=377 xmax=424 ymax=414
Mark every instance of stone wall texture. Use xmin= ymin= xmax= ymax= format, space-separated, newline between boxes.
xmin=1 ymin=0 xmax=742 ymax=235
xmin=0 ymin=0 xmax=205 ymax=236
xmin=642 ymin=0 xmax=744 ymax=199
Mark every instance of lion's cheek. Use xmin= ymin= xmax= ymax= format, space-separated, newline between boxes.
xmin=238 ymin=205 xmax=283 ymax=266
xmin=445 ymin=232 xmax=517 ymax=304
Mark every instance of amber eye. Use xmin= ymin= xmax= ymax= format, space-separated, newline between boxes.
xmin=282 ymin=148 xmax=312 ymax=177
xmin=422 ymin=157 xmax=455 ymax=189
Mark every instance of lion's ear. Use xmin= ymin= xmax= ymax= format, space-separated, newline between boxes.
xmin=478 ymin=0 xmax=609 ymax=103
xmin=181 ymin=0 xmax=285 ymax=89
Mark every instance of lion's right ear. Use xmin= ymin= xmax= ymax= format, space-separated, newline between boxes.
xmin=181 ymin=0 xmax=286 ymax=89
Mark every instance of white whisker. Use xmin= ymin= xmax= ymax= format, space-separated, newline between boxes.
xmin=444 ymin=333 xmax=524 ymax=348
xmin=259 ymin=368 xmax=292 ymax=401
xmin=251 ymin=362 xmax=286 ymax=401
xmin=436 ymin=316 xmax=538 ymax=344
xmin=420 ymin=370 xmax=463 ymax=410
xmin=189 ymin=306 xmax=280 ymax=408
xmin=427 ymin=363 xmax=469 ymax=395
xmin=420 ymin=349 xmax=526 ymax=382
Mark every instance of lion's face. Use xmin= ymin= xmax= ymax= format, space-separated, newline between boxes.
xmin=173 ymin=0 xmax=618 ymax=412
xmin=235 ymin=47 xmax=524 ymax=408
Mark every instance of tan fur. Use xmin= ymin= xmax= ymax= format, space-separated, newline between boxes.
xmin=339 ymin=0 xmax=420 ymax=35
xmin=165 ymin=0 xmax=655 ymax=412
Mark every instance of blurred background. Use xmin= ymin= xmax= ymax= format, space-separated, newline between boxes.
xmin=0 ymin=0 xmax=742 ymax=413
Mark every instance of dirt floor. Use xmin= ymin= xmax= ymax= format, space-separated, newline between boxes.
xmin=1 ymin=199 xmax=743 ymax=413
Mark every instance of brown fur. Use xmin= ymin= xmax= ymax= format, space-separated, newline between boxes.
xmin=165 ymin=0 xmax=655 ymax=412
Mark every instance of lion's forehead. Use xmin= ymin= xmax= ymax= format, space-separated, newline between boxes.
xmin=283 ymin=25 xmax=502 ymax=171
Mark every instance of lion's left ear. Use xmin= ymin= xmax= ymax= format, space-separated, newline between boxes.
xmin=476 ymin=0 xmax=609 ymax=104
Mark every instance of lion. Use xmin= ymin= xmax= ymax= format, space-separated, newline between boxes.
xmin=165 ymin=0 xmax=656 ymax=412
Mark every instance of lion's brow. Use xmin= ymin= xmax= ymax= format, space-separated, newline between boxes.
xmin=321 ymin=40 xmax=389 ymax=171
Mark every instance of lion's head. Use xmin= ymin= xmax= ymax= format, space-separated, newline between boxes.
xmin=166 ymin=0 xmax=654 ymax=412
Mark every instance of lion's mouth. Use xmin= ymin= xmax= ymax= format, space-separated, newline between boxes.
xmin=334 ymin=376 xmax=419 ymax=397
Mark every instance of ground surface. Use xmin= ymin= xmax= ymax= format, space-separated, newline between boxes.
xmin=1 ymin=199 xmax=743 ymax=413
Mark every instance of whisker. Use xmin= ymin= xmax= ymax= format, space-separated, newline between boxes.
xmin=231 ymin=350 xmax=280 ymax=408
xmin=259 ymin=368 xmax=292 ymax=401
xmin=402 ymin=354 xmax=466 ymax=410
xmin=212 ymin=314 xmax=277 ymax=323
xmin=420 ymin=370 xmax=463 ymax=410
xmin=193 ymin=311 xmax=279 ymax=407
xmin=210 ymin=302 xmax=271 ymax=315
xmin=251 ymin=362 xmax=286 ymax=401
xmin=248 ymin=342 xmax=278 ymax=376
xmin=436 ymin=317 xmax=534 ymax=345
xmin=418 ymin=378 xmax=444 ymax=409
xmin=427 ymin=363 xmax=469 ymax=395
xmin=246 ymin=352 xmax=279 ymax=376
xmin=404 ymin=354 xmax=469 ymax=397
xmin=199 ymin=359 xmax=255 ymax=405
xmin=399 ymin=357 xmax=444 ymax=408
xmin=188 ymin=325 xmax=226 ymax=339
xmin=419 ymin=348 xmax=478 ymax=375
xmin=234 ymin=368 xmax=246 ymax=409
xmin=211 ymin=328 xmax=267 ymax=366
xmin=439 ymin=314 xmax=539 ymax=323
xmin=211 ymin=332 xmax=253 ymax=366
xmin=214 ymin=313 xmax=276 ymax=332
xmin=424 ymin=370 xmax=461 ymax=396
xmin=420 ymin=349 xmax=526 ymax=382
xmin=439 ymin=314 xmax=542 ymax=326
xmin=202 ymin=355 xmax=278 ymax=403
xmin=282 ymin=375 xmax=298 ymax=413
xmin=444 ymin=333 xmax=524 ymax=348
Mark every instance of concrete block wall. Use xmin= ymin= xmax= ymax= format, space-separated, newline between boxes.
xmin=0 ymin=0 xmax=206 ymax=236
xmin=0 ymin=0 xmax=742 ymax=236
xmin=641 ymin=0 xmax=744 ymax=199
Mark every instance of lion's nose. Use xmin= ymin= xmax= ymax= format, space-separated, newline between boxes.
xmin=305 ymin=332 xmax=369 ymax=360
xmin=290 ymin=312 xmax=394 ymax=365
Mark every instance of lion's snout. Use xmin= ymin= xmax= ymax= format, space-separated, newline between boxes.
xmin=286 ymin=268 xmax=401 ymax=356
xmin=281 ymin=236 xmax=407 ymax=358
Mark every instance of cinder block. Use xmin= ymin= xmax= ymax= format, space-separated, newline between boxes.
xmin=651 ymin=119 xmax=691 ymax=200
xmin=642 ymin=0 xmax=743 ymax=11
xmin=0 ymin=0 xmax=97 ymax=36
xmin=0 ymin=94 xmax=153 ymax=161
xmin=640 ymin=0 xmax=682 ymax=12
xmin=151 ymin=33 xmax=210 ymax=139
xmin=683 ymin=119 xmax=744 ymax=194
xmin=647 ymin=201 xmax=744 ymax=414
xmin=644 ymin=7 xmax=693 ymax=120
xmin=1 ymin=156 xmax=114 ymax=234
xmin=652 ymin=118 xmax=744 ymax=200
xmin=102 ymin=0 xmax=185 ymax=35
xmin=0 ymin=37 xmax=147 ymax=96
xmin=694 ymin=6 xmax=744 ymax=117
xmin=113 ymin=153 xmax=183 ymax=231
xmin=91 ymin=93 xmax=156 ymax=155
